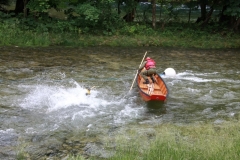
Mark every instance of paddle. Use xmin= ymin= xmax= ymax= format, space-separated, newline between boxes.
xmin=129 ymin=51 xmax=148 ymax=91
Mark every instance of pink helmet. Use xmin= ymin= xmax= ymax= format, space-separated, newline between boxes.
xmin=145 ymin=57 xmax=151 ymax=61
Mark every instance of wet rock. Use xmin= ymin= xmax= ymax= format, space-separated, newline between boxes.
xmin=84 ymin=142 xmax=114 ymax=159
xmin=46 ymin=149 xmax=54 ymax=156
xmin=0 ymin=148 xmax=17 ymax=160
xmin=24 ymin=135 xmax=64 ymax=159
xmin=0 ymin=130 xmax=19 ymax=159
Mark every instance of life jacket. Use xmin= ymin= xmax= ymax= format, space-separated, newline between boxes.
xmin=145 ymin=58 xmax=156 ymax=70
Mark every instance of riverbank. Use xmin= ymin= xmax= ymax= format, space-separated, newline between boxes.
xmin=66 ymin=120 xmax=240 ymax=160
xmin=1 ymin=23 xmax=239 ymax=49
xmin=1 ymin=32 xmax=239 ymax=49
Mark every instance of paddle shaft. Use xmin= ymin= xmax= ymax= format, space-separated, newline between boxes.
xmin=129 ymin=51 xmax=148 ymax=91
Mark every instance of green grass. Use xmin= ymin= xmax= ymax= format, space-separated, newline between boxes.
xmin=1 ymin=31 xmax=239 ymax=49
xmin=65 ymin=121 xmax=240 ymax=160
xmin=106 ymin=121 xmax=240 ymax=160
xmin=15 ymin=121 xmax=240 ymax=160
xmin=0 ymin=22 xmax=50 ymax=46
xmin=0 ymin=19 xmax=239 ymax=48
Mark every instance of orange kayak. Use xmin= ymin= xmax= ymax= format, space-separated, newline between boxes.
xmin=136 ymin=70 xmax=169 ymax=102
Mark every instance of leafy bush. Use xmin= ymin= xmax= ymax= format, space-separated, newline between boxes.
xmin=119 ymin=23 xmax=155 ymax=35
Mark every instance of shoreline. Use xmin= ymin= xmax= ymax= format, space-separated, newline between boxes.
xmin=1 ymin=33 xmax=239 ymax=49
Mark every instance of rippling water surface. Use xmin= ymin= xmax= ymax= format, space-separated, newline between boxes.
xmin=0 ymin=47 xmax=239 ymax=159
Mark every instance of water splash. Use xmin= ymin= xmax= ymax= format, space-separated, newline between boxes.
xmin=171 ymin=71 xmax=240 ymax=83
xmin=19 ymin=81 xmax=109 ymax=111
xmin=18 ymin=79 xmax=143 ymax=126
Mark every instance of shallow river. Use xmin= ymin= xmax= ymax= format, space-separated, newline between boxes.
xmin=0 ymin=47 xmax=239 ymax=159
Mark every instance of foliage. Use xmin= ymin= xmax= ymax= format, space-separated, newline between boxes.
xmin=119 ymin=23 xmax=155 ymax=35
xmin=65 ymin=0 xmax=123 ymax=34
xmin=0 ymin=16 xmax=239 ymax=48
xmin=0 ymin=0 xmax=9 ymax=11
xmin=2 ymin=0 xmax=240 ymax=31
xmin=76 ymin=3 xmax=100 ymax=22
xmin=0 ymin=0 xmax=239 ymax=47
xmin=224 ymin=0 xmax=240 ymax=18
xmin=27 ymin=0 xmax=51 ymax=13
xmin=0 ymin=0 xmax=9 ymax=6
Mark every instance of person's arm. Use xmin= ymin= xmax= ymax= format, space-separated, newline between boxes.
xmin=139 ymin=61 xmax=146 ymax=70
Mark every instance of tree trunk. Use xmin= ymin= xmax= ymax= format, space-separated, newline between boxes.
xmin=219 ymin=5 xmax=231 ymax=26
xmin=233 ymin=17 xmax=240 ymax=32
xmin=151 ymin=0 xmax=156 ymax=29
xmin=196 ymin=0 xmax=207 ymax=23
xmin=123 ymin=10 xmax=135 ymax=22
xmin=15 ymin=0 xmax=24 ymax=15
xmin=23 ymin=0 xmax=28 ymax=17
xmin=200 ymin=2 xmax=207 ymax=20
xmin=15 ymin=0 xmax=29 ymax=16
xmin=188 ymin=7 xmax=192 ymax=23
xmin=201 ymin=6 xmax=214 ymax=27
xmin=123 ymin=0 xmax=139 ymax=22
xmin=219 ymin=4 xmax=240 ymax=32
xmin=117 ymin=0 xmax=121 ymax=15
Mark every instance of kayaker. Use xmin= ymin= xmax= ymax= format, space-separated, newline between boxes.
xmin=85 ymin=86 xmax=98 ymax=95
xmin=85 ymin=88 xmax=91 ymax=95
xmin=139 ymin=57 xmax=157 ymax=84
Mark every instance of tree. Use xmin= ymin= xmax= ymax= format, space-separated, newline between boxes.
xmin=15 ymin=0 xmax=29 ymax=17
xmin=0 ymin=0 xmax=9 ymax=12
xmin=123 ymin=0 xmax=139 ymax=22
xmin=185 ymin=0 xmax=198 ymax=23
xmin=151 ymin=0 xmax=156 ymax=29
xmin=219 ymin=0 xmax=240 ymax=31
xmin=196 ymin=0 xmax=208 ymax=23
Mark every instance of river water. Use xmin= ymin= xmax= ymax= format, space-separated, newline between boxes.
xmin=0 ymin=46 xmax=239 ymax=159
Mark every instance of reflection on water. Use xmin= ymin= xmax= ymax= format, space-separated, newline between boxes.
xmin=146 ymin=100 xmax=165 ymax=110
xmin=0 ymin=46 xmax=239 ymax=159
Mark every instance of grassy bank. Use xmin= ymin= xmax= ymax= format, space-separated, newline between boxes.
xmin=110 ymin=122 xmax=240 ymax=160
xmin=0 ymin=21 xmax=239 ymax=48
xmin=66 ymin=121 xmax=240 ymax=160
xmin=1 ymin=30 xmax=239 ymax=49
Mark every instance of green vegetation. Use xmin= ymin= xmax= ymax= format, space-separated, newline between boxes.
xmin=108 ymin=121 xmax=240 ymax=160
xmin=67 ymin=121 xmax=240 ymax=160
xmin=67 ymin=155 xmax=86 ymax=160
xmin=15 ymin=121 xmax=240 ymax=160
xmin=0 ymin=0 xmax=239 ymax=48
xmin=0 ymin=20 xmax=239 ymax=48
